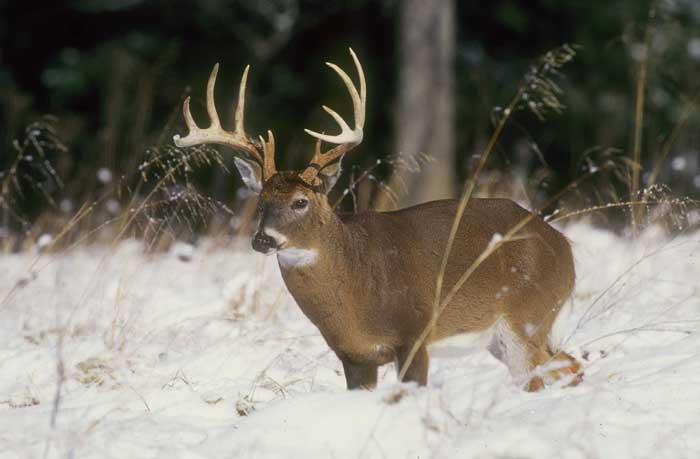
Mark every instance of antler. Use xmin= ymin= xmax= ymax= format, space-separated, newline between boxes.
xmin=300 ymin=48 xmax=366 ymax=185
xmin=173 ymin=64 xmax=276 ymax=180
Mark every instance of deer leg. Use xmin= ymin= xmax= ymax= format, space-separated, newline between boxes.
xmin=491 ymin=317 xmax=550 ymax=391
xmin=396 ymin=345 xmax=429 ymax=386
xmin=525 ymin=348 xmax=583 ymax=391
xmin=494 ymin=316 xmax=582 ymax=391
xmin=543 ymin=349 xmax=583 ymax=387
xmin=342 ymin=360 xmax=378 ymax=390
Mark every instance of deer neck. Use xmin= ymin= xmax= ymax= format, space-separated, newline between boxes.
xmin=276 ymin=212 xmax=355 ymax=275
xmin=276 ymin=213 xmax=366 ymax=318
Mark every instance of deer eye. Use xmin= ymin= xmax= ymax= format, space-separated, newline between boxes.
xmin=291 ymin=198 xmax=308 ymax=210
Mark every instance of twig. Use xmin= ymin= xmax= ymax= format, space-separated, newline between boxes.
xmin=43 ymin=333 xmax=65 ymax=459
xmin=630 ymin=6 xmax=655 ymax=238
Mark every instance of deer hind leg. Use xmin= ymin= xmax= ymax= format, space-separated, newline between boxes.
xmin=490 ymin=317 xmax=540 ymax=388
xmin=524 ymin=347 xmax=583 ymax=392
xmin=491 ymin=316 xmax=582 ymax=391
xmin=541 ymin=349 xmax=583 ymax=388
xmin=488 ymin=317 xmax=573 ymax=391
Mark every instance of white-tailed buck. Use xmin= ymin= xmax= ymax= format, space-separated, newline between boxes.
xmin=174 ymin=49 xmax=581 ymax=391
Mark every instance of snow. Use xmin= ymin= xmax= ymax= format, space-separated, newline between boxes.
xmin=36 ymin=234 xmax=53 ymax=249
xmin=671 ymin=156 xmax=687 ymax=172
xmin=96 ymin=168 xmax=113 ymax=184
xmin=1 ymin=222 xmax=700 ymax=458
xmin=488 ymin=232 xmax=503 ymax=246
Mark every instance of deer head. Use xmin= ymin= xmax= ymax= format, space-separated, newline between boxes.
xmin=173 ymin=49 xmax=365 ymax=257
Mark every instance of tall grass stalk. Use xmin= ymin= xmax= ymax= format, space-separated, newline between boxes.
xmin=630 ymin=7 xmax=654 ymax=238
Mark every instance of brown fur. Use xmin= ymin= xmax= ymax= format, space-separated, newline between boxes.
xmin=258 ymin=174 xmax=581 ymax=391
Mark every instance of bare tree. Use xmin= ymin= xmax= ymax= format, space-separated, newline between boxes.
xmin=378 ymin=0 xmax=456 ymax=209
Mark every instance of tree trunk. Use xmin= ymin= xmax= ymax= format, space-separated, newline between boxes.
xmin=378 ymin=0 xmax=456 ymax=209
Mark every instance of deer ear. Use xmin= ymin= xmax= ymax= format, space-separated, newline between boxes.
xmin=234 ymin=157 xmax=263 ymax=194
xmin=316 ymin=156 xmax=344 ymax=194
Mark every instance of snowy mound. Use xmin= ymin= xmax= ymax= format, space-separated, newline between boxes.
xmin=1 ymin=222 xmax=699 ymax=458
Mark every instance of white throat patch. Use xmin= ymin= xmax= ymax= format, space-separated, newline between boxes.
xmin=277 ymin=248 xmax=318 ymax=269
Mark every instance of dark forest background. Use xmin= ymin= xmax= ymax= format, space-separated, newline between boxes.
xmin=1 ymin=0 xmax=699 ymax=246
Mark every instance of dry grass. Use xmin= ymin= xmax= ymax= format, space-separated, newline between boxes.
xmin=630 ymin=6 xmax=655 ymax=238
xmin=397 ymin=40 xmax=700 ymax=381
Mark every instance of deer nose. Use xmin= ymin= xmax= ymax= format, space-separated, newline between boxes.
xmin=252 ymin=231 xmax=277 ymax=254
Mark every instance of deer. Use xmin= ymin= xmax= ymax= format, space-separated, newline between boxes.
xmin=173 ymin=49 xmax=582 ymax=392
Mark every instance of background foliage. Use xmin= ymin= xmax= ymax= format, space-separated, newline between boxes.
xmin=1 ymin=0 xmax=699 ymax=243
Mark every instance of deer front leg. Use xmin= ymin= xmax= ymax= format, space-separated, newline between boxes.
xmin=342 ymin=360 xmax=378 ymax=390
xmin=396 ymin=345 xmax=429 ymax=386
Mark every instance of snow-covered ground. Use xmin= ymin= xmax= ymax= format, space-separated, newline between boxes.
xmin=1 ymin=222 xmax=699 ymax=459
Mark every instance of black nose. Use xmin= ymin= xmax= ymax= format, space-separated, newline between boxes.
xmin=252 ymin=231 xmax=277 ymax=253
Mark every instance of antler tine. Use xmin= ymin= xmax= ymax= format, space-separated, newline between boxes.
xmin=234 ymin=65 xmax=249 ymax=136
xmin=181 ymin=97 xmax=197 ymax=132
xmin=259 ymin=130 xmax=276 ymax=179
xmin=301 ymin=48 xmax=366 ymax=184
xmin=206 ymin=63 xmax=222 ymax=129
xmin=303 ymin=48 xmax=366 ymax=145
xmin=173 ymin=64 xmax=277 ymax=179
xmin=303 ymin=137 xmax=324 ymax=171
xmin=350 ymin=47 xmax=366 ymax=128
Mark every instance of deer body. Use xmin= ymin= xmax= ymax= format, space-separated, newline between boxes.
xmin=174 ymin=49 xmax=582 ymax=391
xmin=277 ymin=197 xmax=576 ymax=389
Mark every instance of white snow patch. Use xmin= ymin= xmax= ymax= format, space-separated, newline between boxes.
xmin=105 ymin=198 xmax=120 ymax=215
xmin=1 ymin=222 xmax=700 ymax=458
xmin=488 ymin=232 xmax=503 ymax=246
xmin=37 ymin=233 xmax=53 ymax=248
xmin=96 ymin=167 xmax=113 ymax=184
xmin=59 ymin=199 xmax=73 ymax=214
xmin=671 ymin=156 xmax=687 ymax=171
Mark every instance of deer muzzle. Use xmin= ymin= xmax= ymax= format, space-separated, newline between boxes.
xmin=252 ymin=230 xmax=279 ymax=254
